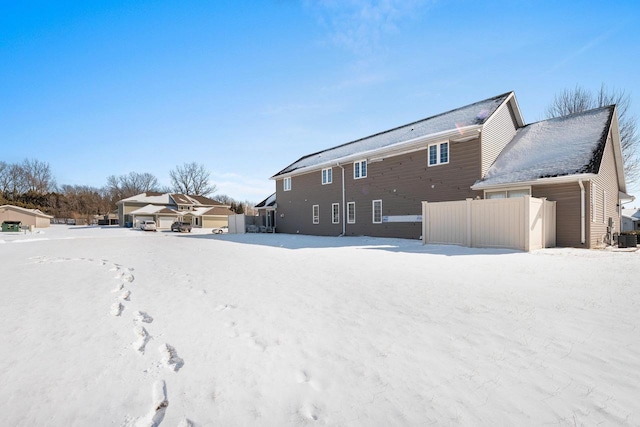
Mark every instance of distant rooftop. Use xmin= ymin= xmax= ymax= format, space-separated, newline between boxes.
xmin=272 ymin=92 xmax=513 ymax=178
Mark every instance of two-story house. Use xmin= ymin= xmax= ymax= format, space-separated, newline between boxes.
xmin=270 ymin=91 xmax=632 ymax=248
xmin=117 ymin=192 xmax=233 ymax=229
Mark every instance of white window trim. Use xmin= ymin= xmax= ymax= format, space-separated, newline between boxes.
xmin=428 ymin=141 xmax=449 ymax=167
xmin=312 ymin=205 xmax=319 ymax=224
xmin=484 ymin=187 xmax=531 ymax=199
xmin=347 ymin=202 xmax=356 ymax=224
xmin=283 ymin=177 xmax=291 ymax=192
xmin=591 ymin=182 xmax=596 ymax=222
xmin=322 ymin=168 xmax=333 ymax=185
xmin=332 ymin=203 xmax=340 ymax=224
xmin=354 ymin=160 xmax=367 ymax=179
xmin=372 ymin=199 xmax=382 ymax=224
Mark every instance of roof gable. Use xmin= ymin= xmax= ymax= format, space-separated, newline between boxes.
xmin=255 ymin=193 xmax=276 ymax=208
xmin=0 ymin=204 xmax=53 ymax=218
xmin=272 ymin=92 xmax=514 ymax=178
xmin=473 ymin=105 xmax=615 ymax=188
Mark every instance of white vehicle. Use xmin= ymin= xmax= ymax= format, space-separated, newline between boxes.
xmin=139 ymin=220 xmax=157 ymax=231
xmin=212 ymin=225 xmax=228 ymax=234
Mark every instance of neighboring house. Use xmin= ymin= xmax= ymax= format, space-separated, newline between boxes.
xmin=0 ymin=204 xmax=53 ymax=228
xmin=116 ymin=192 xmax=233 ymax=229
xmin=622 ymin=208 xmax=640 ymax=231
xmin=271 ymin=91 xmax=632 ymax=248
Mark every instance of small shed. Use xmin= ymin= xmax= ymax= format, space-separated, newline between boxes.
xmin=0 ymin=205 xmax=53 ymax=228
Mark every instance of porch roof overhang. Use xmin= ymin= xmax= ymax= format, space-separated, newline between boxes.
xmin=471 ymin=173 xmax=598 ymax=191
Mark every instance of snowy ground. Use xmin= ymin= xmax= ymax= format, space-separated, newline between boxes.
xmin=0 ymin=225 xmax=638 ymax=426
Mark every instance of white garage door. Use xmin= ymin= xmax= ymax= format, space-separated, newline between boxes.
xmin=158 ymin=217 xmax=174 ymax=229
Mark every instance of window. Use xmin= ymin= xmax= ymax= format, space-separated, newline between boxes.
xmin=354 ymin=160 xmax=367 ymax=179
xmin=347 ymin=202 xmax=356 ymax=224
xmin=372 ymin=200 xmax=382 ymax=224
xmin=312 ymin=205 xmax=319 ymax=224
xmin=322 ymin=168 xmax=333 ymax=185
xmin=485 ymin=188 xmax=530 ymax=199
xmin=283 ymin=177 xmax=291 ymax=191
xmin=332 ymin=203 xmax=340 ymax=224
xmin=428 ymin=142 xmax=449 ymax=166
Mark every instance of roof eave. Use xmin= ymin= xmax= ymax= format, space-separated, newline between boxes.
xmin=609 ymin=107 xmax=627 ymax=194
xmin=271 ymin=125 xmax=483 ymax=180
xmin=471 ymin=173 xmax=599 ymax=191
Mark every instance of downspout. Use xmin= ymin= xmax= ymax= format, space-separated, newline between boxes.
xmin=338 ymin=163 xmax=346 ymax=236
xmin=578 ymin=179 xmax=585 ymax=245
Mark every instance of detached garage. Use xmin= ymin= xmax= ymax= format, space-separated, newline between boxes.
xmin=0 ymin=205 xmax=53 ymax=228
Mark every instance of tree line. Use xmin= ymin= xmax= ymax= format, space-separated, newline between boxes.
xmin=0 ymin=161 xmax=257 ymax=221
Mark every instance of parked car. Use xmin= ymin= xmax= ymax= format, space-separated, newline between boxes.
xmin=139 ymin=220 xmax=157 ymax=231
xmin=171 ymin=221 xmax=192 ymax=232
xmin=212 ymin=225 xmax=228 ymax=234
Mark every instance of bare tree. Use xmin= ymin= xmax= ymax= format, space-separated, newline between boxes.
xmin=169 ymin=162 xmax=217 ymax=196
xmin=105 ymin=171 xmax=160 ymax=201
xmin=6 ymin=163 xmax=28 ymax=199
xmin=21 ymin=158 xmax=56 ymax=193
xmin=546 ymin=84 xmax=640 ymax=185
xmin=0 ymin=161 xmax=10 ymax=195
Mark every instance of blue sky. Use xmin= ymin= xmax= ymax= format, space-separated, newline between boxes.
xmin=2 ymin=0 xmax=639 ymax=204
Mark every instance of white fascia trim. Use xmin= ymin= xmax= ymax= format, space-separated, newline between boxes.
xmin=609 ymin=109 xmax=627 ymax=193
xmin=272 ymin=125 xmax=482 ymax=180
xmin=471 ymin=173 xmax=598 ymax=191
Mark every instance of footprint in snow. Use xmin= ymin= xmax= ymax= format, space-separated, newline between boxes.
xmin=133 ymin=326 xmax=151 ymax=354
xmin=133 ymin=380 xmax=169 ymax=427
xmin=112 ymin=282 xmax=124 ymax=293
xmin=215 ymin=304 xmax=236 ymax=312
xmin=134 ymin=311 xmax=154 ymax=323
xmin=159 ymin=343 xmax=184 ymax=372
xmin=120 ymin=290 xmax=131 ymax=301
xmin=111 ymin=302 xmax=124 ymax=316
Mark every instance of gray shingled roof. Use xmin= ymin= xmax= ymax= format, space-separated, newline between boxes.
xmin=474 ymin=105 xmax=614 ymax=188
xmin=272 ymin=92 xmax=513 ymax=178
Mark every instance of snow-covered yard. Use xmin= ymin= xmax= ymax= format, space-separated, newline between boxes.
xmin=1 ymin=225 xmax=638 ymax=426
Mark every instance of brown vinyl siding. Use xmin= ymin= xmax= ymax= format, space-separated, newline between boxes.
xmin=532 ymin=183 xmax=583 ymax=248
xmin=276 ymin=167 xmax=343 ymax=236
xmin=276 ymin=137 xmax=483 ymax=239
xmin=589 ymin=134 xmax=621 ymax=247
xmin=481 ymin=103 xmax=518 ymax=177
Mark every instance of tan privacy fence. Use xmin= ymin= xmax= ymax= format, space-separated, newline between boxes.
xmin=422 ymin=196 xmax=556 ymax=251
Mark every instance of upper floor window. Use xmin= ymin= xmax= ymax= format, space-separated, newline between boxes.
xmin=428 ymin=142 xmax=449 ymax=166
xmin=283 ymin=177 xmax=291 ymax=191
xmin=354 ymin=160 xmax=367 ymax=179
xmin=322 ymin=168 xmax=333 ymax=185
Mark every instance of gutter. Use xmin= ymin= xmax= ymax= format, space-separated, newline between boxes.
xmin=578 ymin=179 xmax=586 ymax=245
xmin=338 ymin=163 xmax=346 ymax=236
xmin=471 ymin=173 xmax=598 ymax=191
xmin=271 ymin=125 xmax=483 ymax=180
